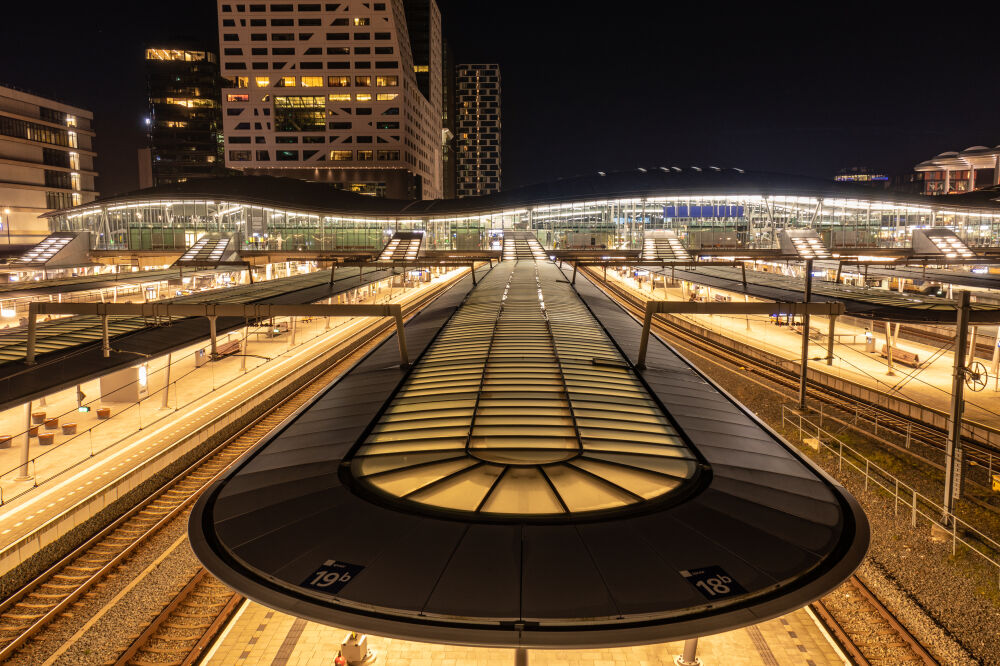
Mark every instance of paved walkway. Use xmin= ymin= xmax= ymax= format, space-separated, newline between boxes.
xmin=203 ymin=600 xmax=847 ymax=666
xmin=0 ymin=269 xmax=464 ymax=554
xmin=608 ymin=269 xmax=1000 ymax=430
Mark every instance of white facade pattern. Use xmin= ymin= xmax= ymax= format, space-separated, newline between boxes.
xmin=455 ymin=64 xmax=500 ymax=197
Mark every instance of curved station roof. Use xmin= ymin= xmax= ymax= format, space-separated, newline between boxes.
xmin=190 ymin=255 xmax=869 ymax=648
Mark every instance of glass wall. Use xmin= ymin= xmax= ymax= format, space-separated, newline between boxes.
xmin=51 ymin=193 xmax=1000 ymax=252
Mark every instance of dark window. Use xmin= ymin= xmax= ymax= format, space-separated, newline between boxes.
xmin=229 ymin=150 xmax=252 ymax=161
xmin=354 ymin=46 xmax=370 ymax=54
xmin=271 ymin=18 xmax=293 ymax=25
xmin=354 ymin=61 xmax=371 ymax=69
xmin=255 ymin=135 xmax=266 ymax=142
xmin=356 ymin=135 xmax=373 ymax=143
xmin=223 ymin=33 xmax=239 ymax=41
xmin=327 ymin=32 xmax=348 ymax=39
xmin=374 ymin=46 xmax=393 ymax=54
xmin=42 ymin=148 xmax=70 ymax=168
xmin=374 ymin=32 xmax=390 ymax=39
xmin=276 ymin=150 xmax=298 ymax=160
xmin=226 ymin=108 xmax=245 ymax=115
xmin=328 ymin=61 xmax=350 ymax=69
xmin=223 ymin=18 xmax=235 ymax=25
xmin=298 ymin=32 xmax=314 ymax=40
xmin=376 ymin=121 xmax=399 ymax=129
xmin=302 ymin=150 xmax=318 ymax=159
xmin=251 ymin=33 xmax=267 ymax=40
xmin=302 ymin=135 xmax=325 ymax=143
xmin=251 ymin=47 xmax=268 ymax=54
xmin=250 ymin=18 xmax=266 ymax=25
xmin=373 ymin=2 xmax=385 ymax=8
xmin=382 ymin=107 xmax=399 ymax=115
xmin=299 ymin=18 xmax=321 ymax=25
xmin=374 ymin=60 xmax=397 ymax=69
xmin=327 ymin=46 xmax=349 ymax=54
xmin=270 ymin=3 xmax=293 ymax=8
xmin=222 ymin=4 xmax=232 ymax=10
xmin=252 ymin=62 xmax=268 ymax=69
xmin=324 ymin=2 xmax=340 ymax=8
xmin=356 ymin=107 xmax=372 ymax=115
xmin=330 ymin=17 xmax=348 ymax=25
xmin=353 ymin=32 xmax=370 ymax=39
xmin=298 ymin=2 xmax=321 ymax=8
xmin=300 ymin=61 xmax=322 ymax=69
xmin=272 ymin=33 xmax=295 ymax=40
xmin=229 ymin=136 xmax=251 ymax=143
xmin=256 ymin=150 xmax=271 ymax=160
xmin=224 ymin=47 xmax=243 ymax=55
xmin=46 ymin=191 xmax=74 ymax=208
xmin=304 ymin=47 xmax=322 ymax=54
xmin=272 ymin=47 xmax=294 ymax=54
xmin=249 ymin=3 xmax=265 ymax=9
xmin=235 ymin=122 xmax=251 ymax=129
xmin=228 ymin=62 xmax=247 ymax=69
xmin=45 ymin=170 xmax=71 ymax=188
xmin=330 ymin=122 xmax=352 ymax=129
xmin=276 ymin=136 xmax=298 ymax=143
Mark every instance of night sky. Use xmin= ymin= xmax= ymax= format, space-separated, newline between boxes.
xmin=4 ymin=1 xmax=998 ymax=197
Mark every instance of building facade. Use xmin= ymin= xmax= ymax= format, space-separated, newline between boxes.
xmin=454 ymin=63 xmax=500 ymax=197
xmin=144 ymin=48 xmax=228 ymax=187
xmin=0 ymin=85 xmax=97 ymax=243
xmin=216 ymin=0 xmax=443 ymax=199
xmin=914 ymin=145 xmax=1000 ymax=195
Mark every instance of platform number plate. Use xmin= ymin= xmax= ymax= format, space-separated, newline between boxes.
xmin=680 ymin=566 xmax=746 ymax=600
xmin=301 ymin=560 xmax=364 ymax=594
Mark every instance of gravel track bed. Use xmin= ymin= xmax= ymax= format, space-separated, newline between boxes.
xmin=5 ymin=510 xmax=199 ymax=666
xmin=665 ymin=335 xmax=999 ymax=664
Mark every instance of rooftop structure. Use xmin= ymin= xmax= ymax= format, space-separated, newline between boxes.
xmin=44 ymin=168 xmax=1000 ymax=254
xmin=0 ymin=85 xmax=98 ymax=243
xmin=189 ymin=256 xmax=868 ymax=647
xmin=915 ymin=145 xmax=1000 ymax=196
xmin=216 ymin=0 xmax=443 ymax=199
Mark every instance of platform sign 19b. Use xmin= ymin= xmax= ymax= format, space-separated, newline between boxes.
xmin=680 ymin=566 xmax=746 ymax=600
xmin=301 ymin=559 xmax=364 ymax=594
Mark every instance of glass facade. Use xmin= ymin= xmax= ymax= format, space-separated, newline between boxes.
xmin=49 ymin=192 xmax=1000 ymax=252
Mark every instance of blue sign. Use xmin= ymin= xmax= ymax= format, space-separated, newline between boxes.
xmin=301 ymin=559 xmax=364 ymax=594
xmin=664 ymin=205 xmax=744 ymax=219
xmin=680 ymin=565 xmax=746 ymax=600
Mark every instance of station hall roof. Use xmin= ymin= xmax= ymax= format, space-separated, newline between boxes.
xmin=190 ymin=258 xmax=869 ymax=649
xmin=50 ymin=168 xmax=1000 ymax=218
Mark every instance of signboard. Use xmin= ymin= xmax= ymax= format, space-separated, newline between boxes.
xmin=300 ymin=559 xmax=364 ymax=595
xmin=680 ymin=566 xmax=746 ymax=600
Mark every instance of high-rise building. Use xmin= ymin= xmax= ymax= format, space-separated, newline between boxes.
xmin=454 ymin=64 xmax=500 ymax=197
xmin=0 ymin=85 xmax=97 ymax=243
xmin=441 ymin=40 xmax=456 ymax=198
xmin=143 ymin=47 xmax=228 ymax=187
xmin=216 ymin=0 xmax=443 ymax=199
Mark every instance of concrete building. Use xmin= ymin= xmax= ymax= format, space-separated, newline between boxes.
xmin=216 ymin=0 xmax=443 ymax=199
xmin=0 ymin=85 xmax=97 ymax=243
xmin=454 ymin=63 xmax=500 ymax=197
xmin=142 ymin=47 xmax=228 ymax=187
xmin=915 ymin=145 xmax=1000 ymax=195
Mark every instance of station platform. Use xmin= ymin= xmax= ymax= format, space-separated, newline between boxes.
xmin=203 ymin=599 xmax=847 ymax=665
xmin=607 ymin=268 xmax=1000 ymax=430
xmin=0 ymin=268 xmax=466 ymax=571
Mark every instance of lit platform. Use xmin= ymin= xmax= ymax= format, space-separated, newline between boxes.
xmin=202 ymin=599 xmax=849 ymax=665
xmin=190 ymin=258 xmax=868 ymax=648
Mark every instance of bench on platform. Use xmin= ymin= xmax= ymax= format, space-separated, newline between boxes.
xmin=214 ymin=340 xmax=242 ymax=358
xmin=880 ymin=344 xmax=920 ymax=367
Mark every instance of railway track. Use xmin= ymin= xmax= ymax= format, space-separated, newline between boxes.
xmin=587 ymin=267 xmax=997 ymax=468
xmin=812 ymin=576 xmax=938 ymax=665
xmin=0 ymin=270 xmax=470 ymax=664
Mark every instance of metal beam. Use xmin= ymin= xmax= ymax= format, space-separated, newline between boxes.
xmin=943 ymin=290 xmax=971 ymax=523
xmin=635 ymin=300 xmax=845 ymax=369
xmin=798 ymin=258 xmax=813 ymax=410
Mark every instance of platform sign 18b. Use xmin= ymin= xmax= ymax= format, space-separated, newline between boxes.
xmin=301 ymin=559 xmax=364 ymax=594
xmin=680 ymin=566 xmax=746 ymax=600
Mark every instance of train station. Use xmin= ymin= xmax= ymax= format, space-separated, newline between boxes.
xmin=0 ymin=169 xmax=998 ymax=665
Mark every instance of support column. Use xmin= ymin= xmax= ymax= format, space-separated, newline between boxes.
xmin=17 ymin=400 xmax=32 ymax=480
xmin=675 ymin=638 xmax=701 ymax=666
xmin=968 ymin=325 xmax=978 ymax=366
xmin=827 ymin=315 xmax=837 ymax=366
xmin=991 ymin=325 xmax=1000 ymax=378
xmin=944 ymin=169 xmax=951 ymax=194
xmin=161 ymin=353 xmax=172 ymax=409
xmin=798 ymin=258 xmax=813 ymax=411
xmin=101 ymin=314 xmax=110 ymax=358
xmin=883 ymin=321 xmax=895 ymax=376
xmin=209 ymin=315 xmax=218 ymax=357
xmin=25 ymin=302 xmax=38 ymax=365
xmin=514 ymin=647 xmax=528 ymax=666
xmin=393 ymin=306 xmax=410 ymax=369
xmin=943 ymin=290 xmax=971 ymax=523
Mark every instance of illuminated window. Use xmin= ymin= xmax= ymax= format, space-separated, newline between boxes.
xmin=300 ymin=76 xmax=323 ymax=87
xmin=357 ymin=150 xmax=373 ymax=160
xmin=227 ymin=94 xmax=250 ymax=102
xmin=376 ymin=93 xmax=398 ymax=101
xmin=330 ymin=150 xmax=353 ymax=160
xmin=413 ymin=65 xmax=428 ymax=73
xmin=67 ymin=131 xmax=77 ymax=148
xmin=375 ymin=75 xmax=398 ymax=86
xmin=71 ymin=192 xmax=81 ymax=206
xmin=356 ymin=93 xmax=372 ymax=101
xmin=328 ymin=93 xmax=351 ymax=102
xmin=275 ymin=76 xmax=296 ymax=87
xmin=328 ymin=76 xmax=350 ymax=87
xmin=70 ymin=173 xmax=80 ymax=190
xmin=69 ymin=152 xmax=79 ymax=170
xmin=255 ymin=76 xmax=270 ymax=87
xmin=65 ymin=115 xmax=77 ymax=127
xmin=235 ymin=76 xmax=250 ymax=88
xmin=354 ymin=75 xmax=371 ymax=86
xmin=353 ymin=17 xmax=369 ymax=25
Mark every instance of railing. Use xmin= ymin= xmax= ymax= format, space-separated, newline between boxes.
xmin=782 ymin=406 xmax=1000 ymax=589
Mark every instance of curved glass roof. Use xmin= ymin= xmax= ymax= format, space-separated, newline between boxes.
xmin=349 ymin=260 xmax=699 ymax=518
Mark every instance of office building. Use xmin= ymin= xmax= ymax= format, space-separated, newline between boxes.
xmin=143 ymin=47 xmax=228 ymax=187
xmin=441 ymin=40 xmax=456 ymax=198
xmin=0 ymin=85 xmax=97 ymax=243
xmin=216 ymin=0 xmax=443 ymax=199
xmin=454 ymin=63 xmax=500 ymax=197
xmin=915 ymin=145 xmax=1000 ymax=195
